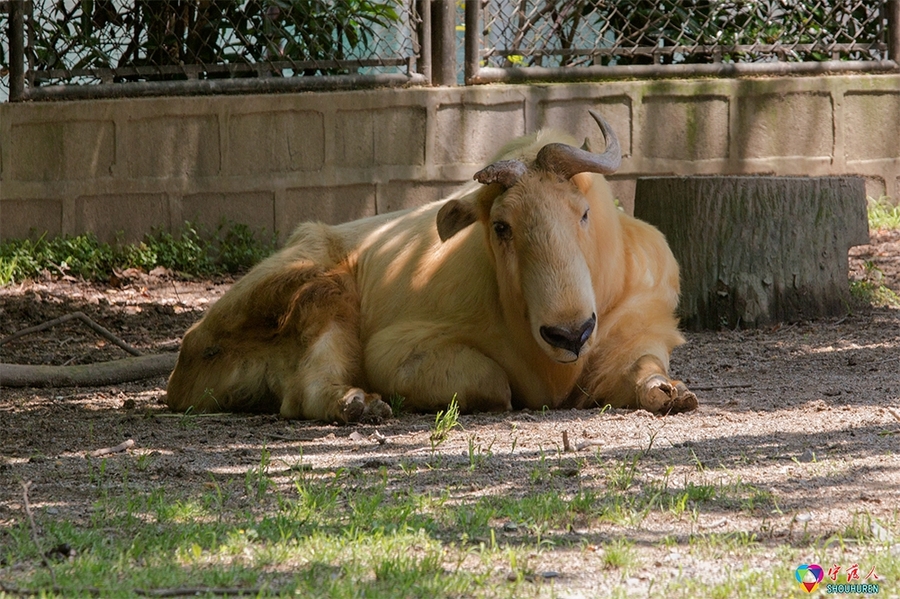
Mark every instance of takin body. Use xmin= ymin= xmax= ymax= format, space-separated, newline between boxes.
xmin=166 ymin=111 xmax=698 ymax=422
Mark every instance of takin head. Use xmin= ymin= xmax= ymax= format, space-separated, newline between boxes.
xmin=435 ymin=110 xmax=622 ymax=364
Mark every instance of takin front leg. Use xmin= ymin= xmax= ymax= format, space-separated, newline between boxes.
xmin=363 ymin=322 xmax=513 ymax=414
xmin=275 ymin=322 xmax=391 ymax=424
xmin=626 ymin=354 xmax=697 ymax=413
xmin=574 ymin=352 xmax=697 ymax=414
xmin=571 ymin=306 xmax=698 ymax=414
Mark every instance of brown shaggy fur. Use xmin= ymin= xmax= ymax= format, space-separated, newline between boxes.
xmin=166 ymin=260 xmax=389 ymax=423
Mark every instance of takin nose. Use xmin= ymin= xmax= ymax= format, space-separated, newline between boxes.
xmin=539 ymin=314 xmax=596 ymax=357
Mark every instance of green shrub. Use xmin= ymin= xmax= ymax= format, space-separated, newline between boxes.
xmin=0 ymin=221 xmax=276 ymax=285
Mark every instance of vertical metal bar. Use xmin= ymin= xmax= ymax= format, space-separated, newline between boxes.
xmin=8 ymin=0 xmax=25 ymax=101
xmin=464 ymin=0 xmax=480 ymax=84
xmin=431 ymin=0 xmax=456 ymax=86
xmin=888 ymin=0 xmax=900 ymax=64
xmin=417 ymin=0 xmax=432 ymax=83
xmin=25 ymin=0 xmax=35 ymax=91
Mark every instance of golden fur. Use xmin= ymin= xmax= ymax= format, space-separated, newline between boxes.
xmin=166 ymin=122 xmax=697 ymax=421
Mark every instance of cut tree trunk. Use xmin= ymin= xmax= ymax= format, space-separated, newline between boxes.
xmin=634 ymin=176 xmax=869 ymax=330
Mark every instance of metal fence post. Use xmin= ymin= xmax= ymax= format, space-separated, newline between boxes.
xmin=417 ymin=0 xmax=432 ymax=84
xmin=8 ymin=0 xmax=25 ymax=101
xmin=431 ymin=0 xmax=456 ymax=86
xmin=888 ymin=0 xmax=900 ymax=64
xmin=464 ymin=0 xmax=480 ymax=84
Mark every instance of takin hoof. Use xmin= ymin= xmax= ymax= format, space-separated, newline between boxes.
xmin=339 ymin=388 xmax=392 ymax=424
xmin=360 ymin=394 xmax=393 ymax=424
xmin=639 ymin=375 xmax=699 ymax=414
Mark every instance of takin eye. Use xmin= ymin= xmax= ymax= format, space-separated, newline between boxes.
xmin=581 ymin=208 xmax=590 ymax=225
xmin=492 ymin=220 xmax=512 ymax=241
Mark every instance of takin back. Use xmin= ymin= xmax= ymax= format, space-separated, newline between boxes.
xmin=166 ymin=111 xmax=698 ymax=423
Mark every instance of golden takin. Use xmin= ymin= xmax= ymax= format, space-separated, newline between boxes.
xmin=166 ymin=111 xmax=698 ymax=422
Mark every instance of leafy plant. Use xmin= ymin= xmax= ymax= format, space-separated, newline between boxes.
xmin=0 ymin=254 xmax=18 ymax=286
xmin=868 ymin=196 xmax=900 ymax=230
xmin=147 ymin=225 xmax=216 ymax=275
xmin=850 ymin=261 xmax=900 ymax=308
xmin=237 ymin=0 xmax=401 ymax=74
xmin=388 ymin=393 xmax=406 ymax=415
xmin=490 ymin=0 xmax=885 ymax=68
xmin=0 ymin=221 xmax=276 ymax=285
xmin=22 ymin=0 xmax=401 ymax=84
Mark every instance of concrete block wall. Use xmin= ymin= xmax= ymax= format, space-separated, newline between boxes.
xmin=1 ymin=74 xmax=898 ymax=243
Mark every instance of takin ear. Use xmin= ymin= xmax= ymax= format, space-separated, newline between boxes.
xmin=436 ymin=199 xmax=479 ymax=242
xmin=569 ymin=171 xmax=595 ymax=195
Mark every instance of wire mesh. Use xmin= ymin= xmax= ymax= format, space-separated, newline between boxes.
xmin=2 ymin=0 xmax=896 ymax=100
xmin=479 ymin=0 xmax=890 ymax=68
xmin=2 ymin=0 xmax=422 ymax=99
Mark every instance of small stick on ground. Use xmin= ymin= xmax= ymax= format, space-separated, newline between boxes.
xmin=887 ymin=407 xmax=900 ymax=423
xmin=575 ymin=439 xmax=604 ymax=451
xmin=21 ymin=481 xmax=58 ymax=586
xmin=689 ymin=383 xmax=753 ymax=391
xmin=562 ymin=430 xmax=572 ymax=452
xmin=170 ymin=279 xmax=182 ymax=303
xmin=90 ymin=439 xmax=135 ymax=458
xmin=21 ymin=481 xmax=41 ymax=549
xmin=0 ymin=311 xmax=142 ymax=356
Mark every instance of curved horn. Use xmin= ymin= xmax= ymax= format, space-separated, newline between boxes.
xmin=473 ymin=159 xmax=528 ymax=188
xmin=534 ymin=110 xmax=621 ymax=179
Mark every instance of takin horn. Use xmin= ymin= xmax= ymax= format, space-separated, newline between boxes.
xmin=534 ymin=110 xmax=621 ymax=179
xmin=473 ymin=159 xmax=528 ymax=188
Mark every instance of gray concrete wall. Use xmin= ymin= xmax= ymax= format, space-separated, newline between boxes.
xmin=1 ymin=74 xmax=898 ymax=243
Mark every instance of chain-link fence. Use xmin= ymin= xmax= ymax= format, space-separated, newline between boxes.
xmin=3 ymin=1 xmax=900 ymax=100
xmin=2 ymin=0 xmax=427 ymax=101
xmin=467 ymin=0 xmax=900 ymax=82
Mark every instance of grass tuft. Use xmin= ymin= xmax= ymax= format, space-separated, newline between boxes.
xmin=601 ymin=538 xmax=637 ymax=571
xmin=430 ymin=396 xmax=460 ymax=449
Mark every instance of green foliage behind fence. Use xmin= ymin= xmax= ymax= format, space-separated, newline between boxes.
xmin=0 ymin=222 xmax=277 ymax=285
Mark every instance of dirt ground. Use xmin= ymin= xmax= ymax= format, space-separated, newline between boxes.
xmin=1 ymin=229 xmax=899 ymax=594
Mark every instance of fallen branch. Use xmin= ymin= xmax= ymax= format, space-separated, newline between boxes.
xmin=90 ymin=439 xmax=135 ymax=457
xmin=0 ymin=353 xmax=177 ymax=388
xmin=1 ymin=311 xmax=142 ymax=356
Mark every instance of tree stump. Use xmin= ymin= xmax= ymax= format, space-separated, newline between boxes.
xmin=634 ymin=176 xmax=869 ymax=330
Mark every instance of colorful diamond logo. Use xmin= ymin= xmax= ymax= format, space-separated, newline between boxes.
xmin=795 ymin=564 xmax=824 ymax=593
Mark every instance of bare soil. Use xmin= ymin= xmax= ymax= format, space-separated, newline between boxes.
xmin=1 ymin=231 xmax=899 ymax=594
